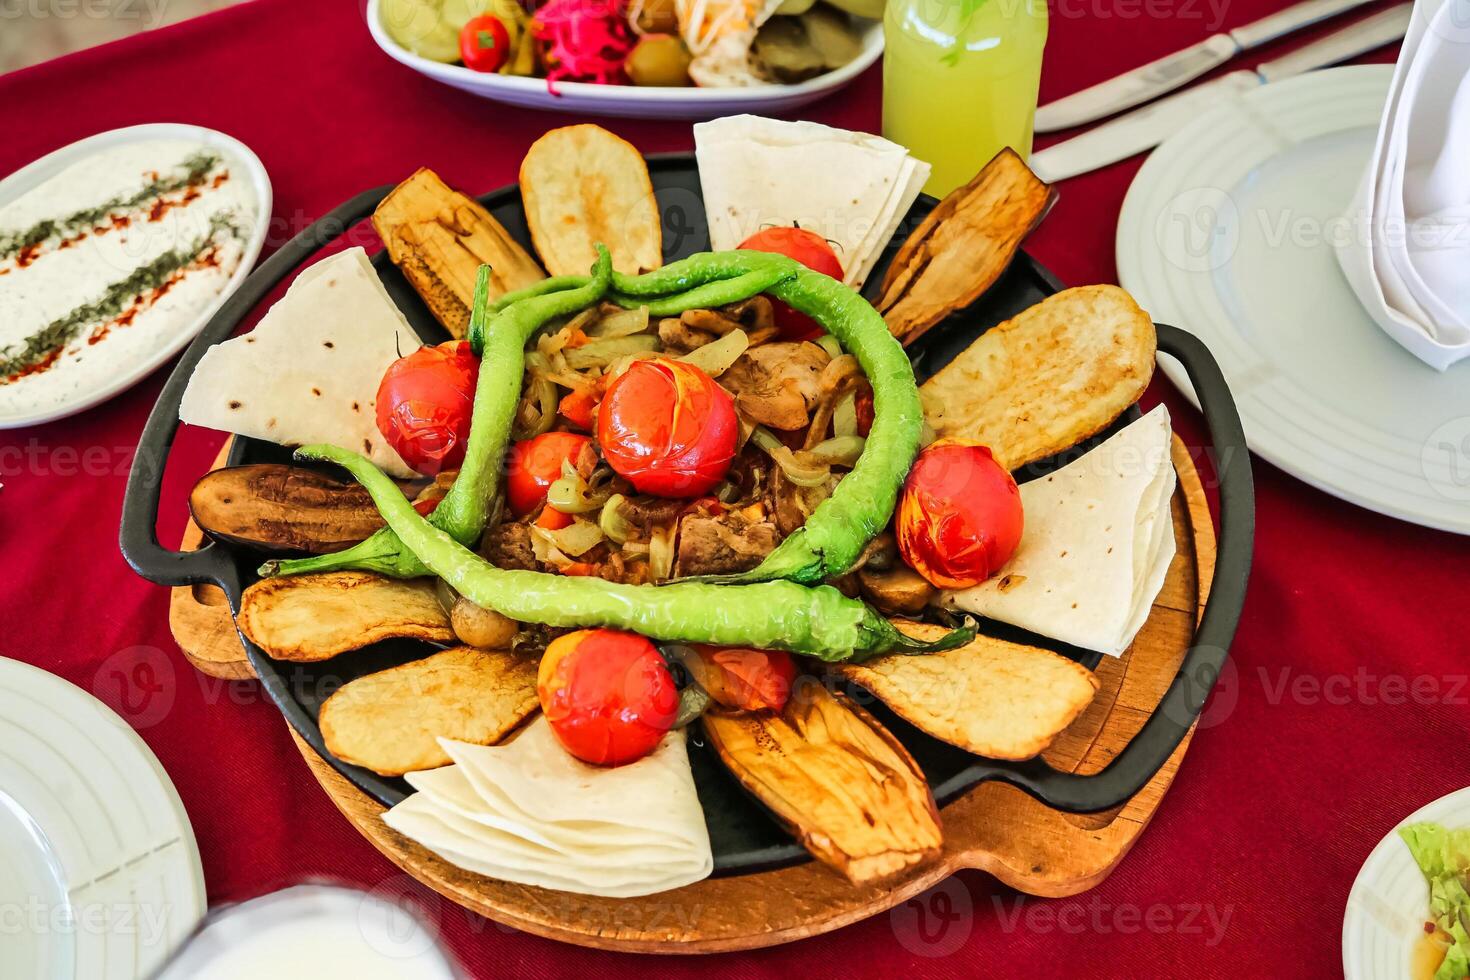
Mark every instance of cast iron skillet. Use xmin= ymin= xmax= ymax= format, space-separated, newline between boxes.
xmin=121 ymin=154 xmax=1254 ymax=874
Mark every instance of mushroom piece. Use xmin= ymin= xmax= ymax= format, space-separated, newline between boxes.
xmin=719 ymin=341 xmax=830 ymax=430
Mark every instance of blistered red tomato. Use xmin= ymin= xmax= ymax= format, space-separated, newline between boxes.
xmin=537 ymin=629 xmax=678 ymax=766
xmin=506 ymin=431 xmax=591 ymax=517
xmin=896 ymin=441 xmax=1023 ymax=590
xmin=683 ymin=646 xmax=796 ymax=712
xmin=375 ymin=341 xmax=480 ymax=476
xmin=597 ymin=358 xmax=737 ymax=498
xmin=737 ymin=226 xmax=844 ymax=341
xmin=460 ymin=15 xmax=510 ymax=72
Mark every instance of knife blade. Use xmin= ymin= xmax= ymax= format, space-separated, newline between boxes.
xmin=1028 ymin=3 xmax=1411 ymax=183
xmin=1034 ymin=0 xmax=1378 ymax=132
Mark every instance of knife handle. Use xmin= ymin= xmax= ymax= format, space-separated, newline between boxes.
xmin=1230 ymin=0 xmax=1376 ymax=50
xmin=1255 ymin=3 xmax=1413 ymax=83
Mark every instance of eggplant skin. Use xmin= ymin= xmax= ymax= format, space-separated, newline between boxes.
xmin=189 ymin=464 xmax=415 ymax=554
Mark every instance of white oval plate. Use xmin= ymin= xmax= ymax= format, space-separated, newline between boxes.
xmin=1117 ymin=66 xmax=1470 ymax=535
xmin=0 ymin=657 xmax=206 ymax=978
xmin=0 ymin=123 xmax=271 ymax=430
xmin=365 ymin=0 xmax=883 ymax=120
xmin=1343 ymin=786 xmax=1470 ymax=980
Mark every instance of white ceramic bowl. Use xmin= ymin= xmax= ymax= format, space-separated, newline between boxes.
xmin=1343 ymin=786 xmax=1470 ymax=979
xmin=365 ymin=0 xmax=883 ymax=120
xmin=0 ymin=124 xmax=271 ymax=430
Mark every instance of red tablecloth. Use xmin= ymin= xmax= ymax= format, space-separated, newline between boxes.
xmin=2 ymin=1 xmax=1467 ymax=975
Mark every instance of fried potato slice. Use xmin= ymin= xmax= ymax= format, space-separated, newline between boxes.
xmin=920 ymin=285 xmax=1156 ymax=470
xmin=320 ymin=647 xmax=539 ymax=776
xmin=877 ymin=148 xmax=1055 ymax=344
xmin=520 ymin=125 xmax=662 ymax=276
xmin=835 ymin=622 xmax=1100 ymax=760
xmin=703 ymin=684 xmax=942 ymax=886
xmin=237 ymin=571 xmax=453 ymax=662
xmin=373 ymin=168 xmax=546 ymax=338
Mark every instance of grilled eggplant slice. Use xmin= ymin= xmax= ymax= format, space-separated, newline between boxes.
xmin=237 ymin=571 xmax=453 ymax=662
xmin=373 ymin=168 xmax=546 ymax=337
xmin=877 ymin=148 xmax=1055 ymax=345
xmin=703 ymin=683 xmax=942 ymax=885
xmin=189 ymin=464 xmax=420 ymax=554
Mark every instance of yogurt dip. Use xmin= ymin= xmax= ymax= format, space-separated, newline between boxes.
xmin=0 ymin=138 xmax=260 ymax=416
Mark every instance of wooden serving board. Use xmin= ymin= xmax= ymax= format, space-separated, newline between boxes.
xmin=170 ymin=435 xmax=1215 ymax=952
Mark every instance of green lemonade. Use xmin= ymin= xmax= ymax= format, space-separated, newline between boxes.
xmin=882 ymin=0 xmax=1049 ymax=196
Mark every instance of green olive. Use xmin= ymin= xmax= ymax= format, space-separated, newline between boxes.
xmin=625 ymin=35 xmax=693 ymax=87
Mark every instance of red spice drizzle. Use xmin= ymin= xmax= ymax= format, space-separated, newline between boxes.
xmin=85 ymin=245 xmax=224 ymax=348
xmin=2 ymin=170 xmax=230 ymax=272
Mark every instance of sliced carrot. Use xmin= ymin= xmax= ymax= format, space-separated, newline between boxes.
xmin=559 ymin=386 xmax=599 ymax=430
xmin=535 ymin=505 xmax=574 ymax=530
xmin=560 ymin=562 xmax=600 ymax=576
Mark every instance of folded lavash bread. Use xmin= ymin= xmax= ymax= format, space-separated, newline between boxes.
xmin=943 ymin=405 xmax=1177 ymax=657
xmin=383 ymin=718 xmax=713 ymax=898
xmin=179 ymin=247 xmax=419 ymax=478
xmin=694 ymin=115 xmax=930 ymax=288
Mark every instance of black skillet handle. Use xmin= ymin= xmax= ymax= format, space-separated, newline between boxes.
xmin=990 ymin=322 xmax=1256 ymax=813
xmin=119 ymin=186 xmax=394 ymax=591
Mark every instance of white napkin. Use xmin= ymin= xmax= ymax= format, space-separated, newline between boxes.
xmin=1337 ymin=0 xmax=1470 ymax=371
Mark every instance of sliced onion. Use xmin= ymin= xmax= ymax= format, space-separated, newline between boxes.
xmin=799 ymin=435 xmax=866 ymax=468
xmin=517 ymin=354 xmax=561 ymax=437
xmin=677 ymin=328 xmax=748 ymax=378
xmin=564 ymin=335 xmax=660 ymax=370
xmin=751 ymin=426 xmax=832 ymax=487
xmin=599 ymin=493 xmax=633 ymax=544
xmin=833 ymin=391 xmax=859 ymax=438
xmin=586 ymin=305 xmax=650 ymax=339
xmin=547 ymin=462 xmax=614 ymax=514
xmin=814 ymin=334 xmax=844 ymax=358
xmin=530 ymin=526 xmax=572 ymax=567
xmin=548 ymin=518 xmax=605 ymax=557
xmin=649 ymin=523 xmax=676 ymax=581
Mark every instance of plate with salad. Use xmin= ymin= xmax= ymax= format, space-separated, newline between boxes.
xmin=120 ymin=119 xmax=1251 ymax=944
xmin=1345 ymin=787 xmax=1470 ymax=980
xmin=367 ymin=0 xmax=883 ymax=118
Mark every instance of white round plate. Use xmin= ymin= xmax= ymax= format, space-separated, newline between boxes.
xmin=0 ymin=657 xmax=206 ymax=978
xmin=366 ymin=0 xmax=883 ymax=120
xmin=1117 ymin=66 xmax=1470 ymax=535
xmin=1343 ymin=786 xmax=1470 ymax=979
xmin=0 ymin=123 xmax=271 ymax=430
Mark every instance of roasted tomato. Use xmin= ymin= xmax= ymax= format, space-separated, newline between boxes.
xmin=896 ymin=441 xmax=1023 ymax=589
xmin=537 ymin=629 xmax=678 ymax=766
xmin=597 ymin=358 xmax=737 ymax=498
xmin=460 ymin=14 xmax=510 ymax=72
xmin=683 ymin=645 xmax=796 ymax=712
xmin=375 ymin=341 xmax=480 ymax=476
xmin=737 ymin=226 xmax=844 ymax=341
xmin=506 ymin=431 xmax=592 ymax=517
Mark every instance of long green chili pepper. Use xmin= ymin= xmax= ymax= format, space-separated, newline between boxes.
xmin=609 ymin=264 xmax=795 ymax=316
xmin=262 ymin=248 xmax=615 ymax=579
xmin=294 ymin=443 xmax=973 ymax=661
xmin=608 ymin=250 xmax=793 ymax=296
